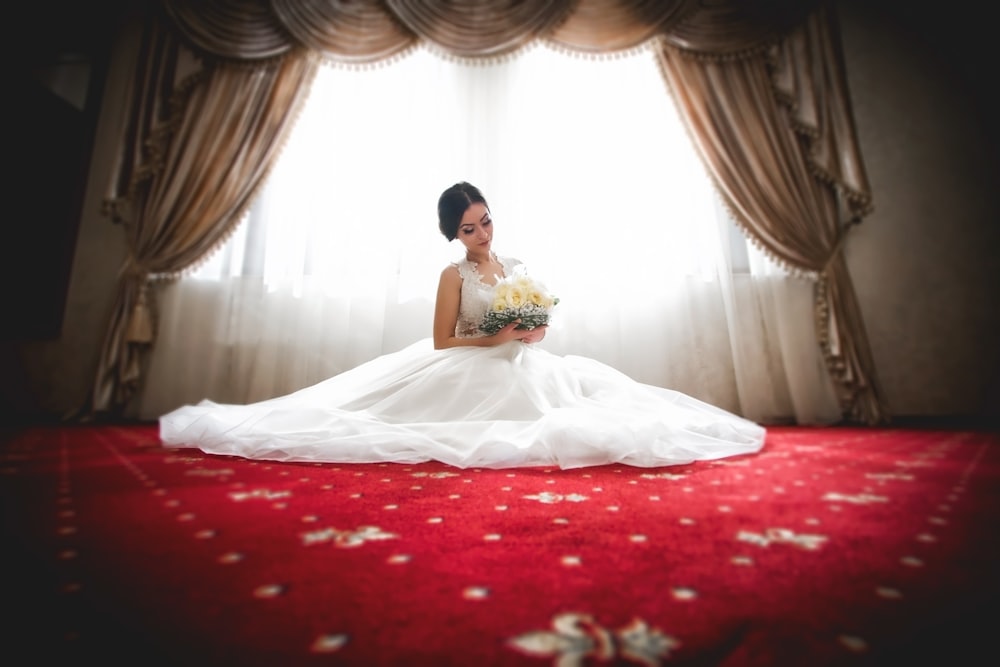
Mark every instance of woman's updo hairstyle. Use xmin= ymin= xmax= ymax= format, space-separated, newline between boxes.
xmin=437 ymin=181 xmax=488 ymax=241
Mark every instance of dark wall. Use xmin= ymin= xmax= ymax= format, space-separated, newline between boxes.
xmin=3 ymin=2 xmax=126 ymax=340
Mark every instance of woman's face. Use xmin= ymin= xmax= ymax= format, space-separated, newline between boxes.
xmin=457 ymin=202 xmax=493 ymax=254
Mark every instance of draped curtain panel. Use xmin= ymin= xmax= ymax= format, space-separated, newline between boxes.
xmin=94 ymin=0 xmax=888 ymax=424
xmin=655 ymin=3 xmax=886 ymax=423
xmin=95 ymin=14 xmax=317 ymax=410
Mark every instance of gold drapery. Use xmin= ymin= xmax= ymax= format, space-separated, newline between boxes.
xmin=656 ymin=3 xmax=886 ymax=423
xmin=92 ymin=0 xmax=888 ymax=424
xmin=93 ymin=17 xmax=317 ymax=411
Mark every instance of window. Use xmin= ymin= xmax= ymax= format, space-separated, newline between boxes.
xmin=144 ymin=39 xmax=836 ymax=423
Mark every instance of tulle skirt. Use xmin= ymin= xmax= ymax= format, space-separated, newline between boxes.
xmin=159 ymin=339 xmax=766 ymax=469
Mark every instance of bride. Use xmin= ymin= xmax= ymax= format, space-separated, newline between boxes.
xmin=159 ymin=182 xmax=766 ymax=468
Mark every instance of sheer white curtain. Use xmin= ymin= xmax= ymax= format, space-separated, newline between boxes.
xmin=135 ymin=41 xmax=840 ymax=424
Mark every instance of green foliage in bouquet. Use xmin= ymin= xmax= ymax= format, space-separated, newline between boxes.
xmin=480 ymin=270 xmax=559 ymax=335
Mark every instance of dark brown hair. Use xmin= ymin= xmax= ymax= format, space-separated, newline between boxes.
xmin=437 ymin=181 xmax=488 ymax=241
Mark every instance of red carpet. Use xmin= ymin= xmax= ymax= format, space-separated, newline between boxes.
xmin=2 ymin=423 xmax=998 ymax=665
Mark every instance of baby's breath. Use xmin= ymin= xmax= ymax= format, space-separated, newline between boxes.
xmin=480 ymin=269 xmax=559 ymax=335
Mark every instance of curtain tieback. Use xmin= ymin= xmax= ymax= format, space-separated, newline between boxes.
xmin=121 ymin=257 xmax=155 ymax=344
xmin=822 ymin=217 xmax=861 ymax=273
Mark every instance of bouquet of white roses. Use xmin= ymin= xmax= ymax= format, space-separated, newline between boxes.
xmin=480 ymin=267 xmax=559 ymax=335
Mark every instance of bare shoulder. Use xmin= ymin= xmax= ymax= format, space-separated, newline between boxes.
xmin=439 ymin=263 xmax=461 ymax=283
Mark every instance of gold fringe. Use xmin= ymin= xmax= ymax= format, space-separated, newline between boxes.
xmin=670 ymin=39 xmax=779 ymax=64
xmin=765 ymin=27 xmax=875 ymax=221
xmin=422 ymin=40 xmax=539 ymax=67
xmin=539 ymin=37 xmax=657 ymax=61
xmin=653 ymin=38 xmax=813 ymax=281
xmin=153 ymin=52 xmax=320 ymax=283
xmin=318 ymin=42 xmax=421 ymax=71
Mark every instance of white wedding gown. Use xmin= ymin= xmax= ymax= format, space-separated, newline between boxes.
xmin=159 ymin=257 xmax=766 ymax=469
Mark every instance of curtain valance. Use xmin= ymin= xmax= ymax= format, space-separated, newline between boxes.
xmin=162 ymin=0 xmax=822 ymax=63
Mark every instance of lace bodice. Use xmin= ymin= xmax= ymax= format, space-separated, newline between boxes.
xmin=454 ymin=255 xmax=522 ymax=338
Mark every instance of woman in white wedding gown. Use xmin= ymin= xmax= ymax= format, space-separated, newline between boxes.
xmin=159 ymin=182 xmax=766 ymax=469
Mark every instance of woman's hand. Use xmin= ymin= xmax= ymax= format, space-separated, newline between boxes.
xmin=495 ymin=320 xmax=547 ymax=344
xmin=519 ymin=325 xmax=547 ymax=344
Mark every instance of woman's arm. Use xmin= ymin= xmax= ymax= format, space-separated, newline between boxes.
xmin=432 ymin=265 xmax=540 ymax=349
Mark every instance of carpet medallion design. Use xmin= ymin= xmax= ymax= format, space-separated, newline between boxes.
xmin=1 ymin=424 xmax=997 ymax=665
